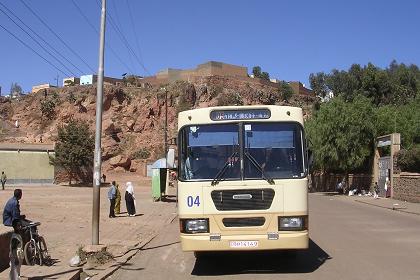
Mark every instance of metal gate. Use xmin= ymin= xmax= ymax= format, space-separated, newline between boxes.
xmin=378 ymin=156 xmax=390 ymax=197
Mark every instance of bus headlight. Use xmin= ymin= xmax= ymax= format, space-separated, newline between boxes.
xmin=278 ymin=216 xmax=307 ymax=231
xmin=180 ymin=219 xmax=209 ymax=234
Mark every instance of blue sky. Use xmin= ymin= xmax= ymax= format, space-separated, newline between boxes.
xmin=1 ymin=0 xmax=420 ymax=93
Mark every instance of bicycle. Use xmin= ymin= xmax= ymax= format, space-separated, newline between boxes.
xmin=22 ymin=221 xmax=49 ymax=266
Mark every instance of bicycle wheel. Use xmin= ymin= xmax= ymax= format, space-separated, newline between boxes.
xmin=24 ymin=240 xmax=42 ymax=265
xmin=38 ymin=236 xmax=49 ymax=262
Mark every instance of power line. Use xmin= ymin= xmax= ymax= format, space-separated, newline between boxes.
xmin=94 ymin=0 xmax=150 ymax=75
xmin=126 ymin=0 xmax=145 ymax=71
xmin=0 ymin=4 xmax=74 ymax=77
xmin=111 ymin=0 xmax=136 ymax=73
xmin=0 ymin=2 xmax=86 ymax=76
xmin=0 ymin=23 xmax=69 ymax=77
xmin=19 ymin=0 xmax=96 ymax=73
xmin=70 ymin=0 xmax=135 ymax=74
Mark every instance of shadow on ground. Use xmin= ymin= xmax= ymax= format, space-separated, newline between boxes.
xmin=160 ymin=195 xmax=177 ymax=203
xmin=191 ymin=239 xmax=331 ymax=276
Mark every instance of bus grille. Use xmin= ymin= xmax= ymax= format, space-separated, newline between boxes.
xmin=222 ymin=217 xmax=265 ymax=227
xmin=211 ymin=189 xmax=275 ymax=211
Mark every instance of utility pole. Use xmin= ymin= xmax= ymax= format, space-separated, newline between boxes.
xmin=92 ymin=0 xmax=106 ymax=246
xmin=165 ymin=88 xmax=168 ymax=167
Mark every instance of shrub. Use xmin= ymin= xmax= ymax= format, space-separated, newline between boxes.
xmin=397 ymin=146 xmax=420 ymax=172
xmin=67 ymin=92 xmax=76 ymax=103
xmin=40 ymin=99 xmax=56 ymax=120
xmin=133 ymin=148 xmax=151 ymax=159
xmin=176 ymin=95 xmax=192 ymax=114
xmin=217 ymin=92 xmax=244 ymax=106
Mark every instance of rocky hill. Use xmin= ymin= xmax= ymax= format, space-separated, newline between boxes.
xmin=0 ymin=76 xmax=317 ymax=173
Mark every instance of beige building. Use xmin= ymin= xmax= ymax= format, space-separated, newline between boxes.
xmin=80 ymin=74 xmax=122 ymax=86
xmin=31 ymin=84 xmax=56 ymax=93
xmin=0 ymin=143 xmax=55 ymax=184
xmin=143 ymin=61 xmax=248 ymax=84
xmin=289 ymin=81 xmax=314 ymax=96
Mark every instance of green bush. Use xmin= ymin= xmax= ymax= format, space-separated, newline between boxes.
xmin=397 ymin=146 xmax=420 ymax=172
xmin=40 ymin=99 xmax=56 ymax=120
xmin=176 ymin=95 xmax=192 ymax=114
xmin=217 ymin=92 xmax=243 ymax=106
xmin=133 ymin=148 xmax=151 ymax=159
xmin=67 ymin=92 xmax=76 ymax=103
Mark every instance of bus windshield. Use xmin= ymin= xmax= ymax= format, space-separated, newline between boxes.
xmin=179 ymin=122 xmax=305 ymax=181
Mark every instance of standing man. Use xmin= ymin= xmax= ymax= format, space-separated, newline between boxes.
xmin=1 ymin=171 xmax=7 ymax=190
xmin=107 ymin=181 xmax=117 ymax=218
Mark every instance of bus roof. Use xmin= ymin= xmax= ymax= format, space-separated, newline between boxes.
xmin=178 ymin=105 xmax=303 ymax=129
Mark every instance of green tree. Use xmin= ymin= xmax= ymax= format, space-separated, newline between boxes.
xmin=309 ymin=72 xmax=329 ymax=97
xmin=261 ymin=71 xmax=270 ymax=81
xmin=306 ymin=95 xmax=376 ymax=188
xmin=252 ymin=66 xmax=262 ymax=78
xmin=309 ymin=61 xmax=420 ymax=105
xmin=51 ymin=119 xmax=95 ymax=184
xmin=278 ymin=81 xmax=294 ymax=102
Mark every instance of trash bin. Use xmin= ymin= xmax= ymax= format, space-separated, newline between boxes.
xmin=152 ymin=168 xmax=167 ymax=201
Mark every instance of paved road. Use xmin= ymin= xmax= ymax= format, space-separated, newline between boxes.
xmin=111 ymin=194 xmax=420 ymax=280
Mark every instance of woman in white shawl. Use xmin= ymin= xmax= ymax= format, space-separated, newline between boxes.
xmin=125 ymin=182 xmax=136 ymax=216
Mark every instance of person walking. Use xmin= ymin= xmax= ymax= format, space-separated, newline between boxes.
xmin=107 ymin=181 xmax=117 ymax=218
xmin=125 ymin=182 xmax=136 ymax=217
xmin=1 ymin=171 xmax=7 ymax=190
xmin=114 ymin=182 xmax=121 ymax=215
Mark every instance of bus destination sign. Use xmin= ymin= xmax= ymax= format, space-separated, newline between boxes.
xmin=210 ymin=109 xmax=271 ymax=121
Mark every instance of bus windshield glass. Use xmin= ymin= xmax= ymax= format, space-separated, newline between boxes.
xmin=180 ymin=124 xmax=240 ymax=180
xmin=179 ymin=122 xmax=305 ymax=181
xmin=244 ymin=123 xmax=305 ymax=179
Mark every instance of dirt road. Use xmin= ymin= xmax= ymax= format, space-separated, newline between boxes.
xmin=113 ymin=193 xmax=420 ymax=280
xmin=0 ymin=172 xmax=177 ymax=270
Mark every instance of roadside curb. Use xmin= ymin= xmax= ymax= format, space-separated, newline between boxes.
xmin=355 ymin=199 xmax=420 ymax=216
xmin=86 ymin=212 xmax=178 ymax=280
xmin=86 ymin=232 xmax=158 ymax=280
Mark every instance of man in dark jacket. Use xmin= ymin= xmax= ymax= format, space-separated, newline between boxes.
xmin=3 ymin=189 xmax=25 ymax=226
xmin=107 ymin=182 xmax=117 ymax=218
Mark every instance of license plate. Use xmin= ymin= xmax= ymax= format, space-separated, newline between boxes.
xmin=229 ymin=240 xmax=259 ymax=248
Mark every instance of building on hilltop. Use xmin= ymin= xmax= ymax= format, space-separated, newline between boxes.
xmin=63 ymin=77 xmax=80 ymax=87
xmin=142 ymin=61 xmax=248 ymax=85
xmin=288 ymin=81 xmax=314 ymax=96
xmin=32 ymin=83 xmax=56 ymax=93
xmin=80 ymin=74 xmax=122 ymax=86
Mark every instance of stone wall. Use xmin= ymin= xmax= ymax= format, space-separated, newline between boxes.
xmin=0 ymin=226 xmax=12 ymax=272
xmin=393 ymin=173 xmax=420 ymax=203
xmin=310 ymin=173 xmax=373 ymax=192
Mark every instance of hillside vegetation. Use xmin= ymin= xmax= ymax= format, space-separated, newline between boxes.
xmin=0 ymin=76 xmax=315 ymax=172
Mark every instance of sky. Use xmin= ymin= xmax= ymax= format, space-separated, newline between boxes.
xmin=0 ymin=0 xmax=420 ymax=94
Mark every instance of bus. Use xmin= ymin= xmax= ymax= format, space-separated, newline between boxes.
xmin=177 ymin=105 xmax=308 ymax=256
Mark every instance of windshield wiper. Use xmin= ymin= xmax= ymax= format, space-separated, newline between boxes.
xmin=211 ymin=151 xmax=238 ymax=186
xmin=244 ymin=152 xmax=275 ymax=185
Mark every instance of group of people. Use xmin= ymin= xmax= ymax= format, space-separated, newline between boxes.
xmin=107 ymin=181 xmax=136 ymax=218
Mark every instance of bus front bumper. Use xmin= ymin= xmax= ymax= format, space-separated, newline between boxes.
xmin=180 ymin=231 xmax=308 ymax=252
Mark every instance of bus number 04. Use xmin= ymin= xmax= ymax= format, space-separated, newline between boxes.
xmin=187 ymin=196 xmax=200 ymax=207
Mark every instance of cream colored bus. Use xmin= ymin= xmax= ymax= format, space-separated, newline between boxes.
xmin=177 ymin=105 xmax=308 ymax=256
